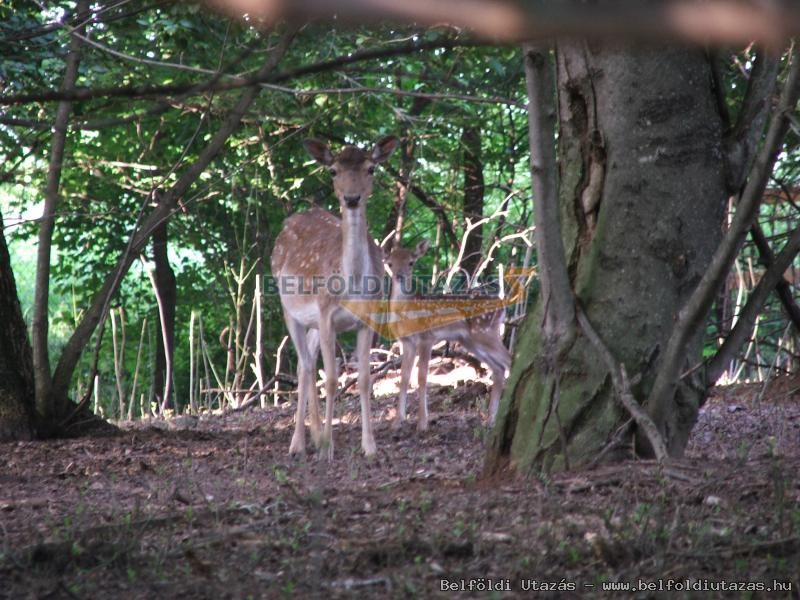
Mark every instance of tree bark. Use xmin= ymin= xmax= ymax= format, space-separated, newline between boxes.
xmin=0 ymin=211 xmax=36 ymax=441
xmin=461 ymin=126 xmax=485 ymax=276
xmin=488 ymin=43 xmax=728 ymax=474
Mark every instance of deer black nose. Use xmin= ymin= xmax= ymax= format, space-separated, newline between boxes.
xmin=344 ymin=195 xmax=361 ymax=208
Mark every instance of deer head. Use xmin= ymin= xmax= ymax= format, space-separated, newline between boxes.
xmin=303 ymin=136 xmax=398 ymax=212
xmin=385 ymin=239 xmax=430 ymax=293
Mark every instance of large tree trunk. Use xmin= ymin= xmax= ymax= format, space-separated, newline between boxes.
xmin=0 ymin=211 xmax=36 ymax=441
xmin=488 ymin=44 xmax=727 ymax=474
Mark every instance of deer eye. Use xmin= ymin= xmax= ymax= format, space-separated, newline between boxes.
xmin=367 ymin=166 xmax=375 ymax=175
xmin=329 ymin=168 xmax=338 ymax=177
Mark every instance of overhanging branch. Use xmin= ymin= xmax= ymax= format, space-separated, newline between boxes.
xmin=205 ymin=0 xmax=800 ymax=46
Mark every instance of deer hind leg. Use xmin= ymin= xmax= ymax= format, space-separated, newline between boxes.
xmin=488 ymin=345 xmax=511 ymax=425
xmin=357 ymin=326 xmax=376 ymax=456
xmin=306 ymin=329 xmax=322 ymax=447
xmin=318 ymin=315 xmax=338 ymax=461
xmin=286 ymin=318 xmax=312 ymax=455
xmin=396 ymin=338 xmax=417 ymax=426
xmin=416 ymin=339 xmax=433 ymax=432
xmin=463 ymin=335 xmax=511 ymax=425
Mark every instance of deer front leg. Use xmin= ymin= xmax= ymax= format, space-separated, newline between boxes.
xmin=286 ymin=319 xmax=310 ymax=455
xmin=357 ymin=326 xmax=376 ymax=456
xmin=318 ymin=317 xmax=337 ymax=461
xmin=306 ymin=329 xmax=322 ymax=447
xmin=396 ymin=338 xmax=416 ymax=426
xmin=416 ymin=339 xmax=433 ymax=432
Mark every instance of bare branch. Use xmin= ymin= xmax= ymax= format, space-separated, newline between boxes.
xmin=0 ymin=35 xmax=477 ymax=106
xmin=749 ymin=223 xmax=800 ymax=333
xmin=707 ymin=224 xmax=800 ymax=384
xmin=724 ymin=50 xmax=780 ymax=191
xmin=576 ymin=305 xmax=668 ymax=461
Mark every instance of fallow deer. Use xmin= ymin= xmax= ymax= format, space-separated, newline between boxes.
xmin=384 ymin=240 xmax=511 ymax=430
xmin=271 ymin=136 xmax=398 ymax=459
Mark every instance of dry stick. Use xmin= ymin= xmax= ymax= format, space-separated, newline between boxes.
xmin=254 ymin=275 xmax=266 ymax=406
xmin=749 ymin=223 xmax=800 ymax=332
xmin=471 ymin=226 xmax=534 ymax=283
xmin=273 ymin=335 xmax=289 ymax=406
xmin=144 ymin=261 xmax=173 ymax=414
xmin=48 ymin=29 xmax=297 ymax=414
xmin=576 ymin=305 xmax=668 ymax=461
xmin=129 ymin=316 xmax=147 ymax=420
xmin=222 ymin=320 xmax=234 ymax=410
xmin=707 ymin=224 xmax=800 ymax=384
xmin=203 ymin=323 xmax=233 ymax=410
xmin=110 ymin=307 xmax=126 ymax=419
xmin=443 ymin=203 xmax=509 ymax=290
xmin=756 ymin=322 xmax=791 ymax=403
xmin=232 ymin=260 xmax=260 ymax=406
xmin=197 ymin=315 xmax=214 ymax=411
xmin=233 ymin=373 xmax=298 ymax=412
xmin=32 ymin=0 xmax=90 ymax=419
xmin=188 ymin=311 xmax=197 ymax=414
xmin=646 ymin=44 xmax=800 ymax=429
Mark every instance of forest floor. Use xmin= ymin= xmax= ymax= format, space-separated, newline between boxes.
xmin=1 ymin=363 xmax=800 ymax=599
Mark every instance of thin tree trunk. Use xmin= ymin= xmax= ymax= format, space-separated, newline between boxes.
xmin=152 ymin=220 xmax=176 ymax=413
xmin=32 ymin=0 xmax=90 ymax=421
xmin=47 ymin=30 xmax=296 ymax=419
xmin=461 ymin=126 xmax=485 ymax=276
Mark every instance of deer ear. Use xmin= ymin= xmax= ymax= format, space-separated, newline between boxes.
xmin=371 ymin=135 xmax=399 ymax=163
xmin=303 ymin=139 xmax=334 ymax=166
xmin=414 ymin=239 xmax=430 ymax=258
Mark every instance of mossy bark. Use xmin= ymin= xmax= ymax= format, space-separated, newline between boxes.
xmin=488 ymin=44 xmax=728 ymax=474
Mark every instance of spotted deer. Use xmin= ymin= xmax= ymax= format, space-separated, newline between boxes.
xmin=384 ymin=240 xmax=511 ymax=430
xmin=271 ymin=136 xmax=398 ymax=459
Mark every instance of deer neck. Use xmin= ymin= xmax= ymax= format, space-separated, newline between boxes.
xmin=340 ymin=210 xmax=373 ymax=281
xmin=390 ymin=275 xmax=418 ymax=305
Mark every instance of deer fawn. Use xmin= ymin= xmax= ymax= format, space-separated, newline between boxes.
xmin=384 ymin=240 xmax=511 ymax=431
xmin=271 ymin=136 xmax=398 ymax=459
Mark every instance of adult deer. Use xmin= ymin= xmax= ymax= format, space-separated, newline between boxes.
xmin=271 ymin=136 xmax=398 ymax=459
xmin=384 ymin=240 xmax=511 ymax=431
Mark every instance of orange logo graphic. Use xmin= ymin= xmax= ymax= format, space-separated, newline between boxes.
xmin=341 ymin=267 xmax=534 ymax=339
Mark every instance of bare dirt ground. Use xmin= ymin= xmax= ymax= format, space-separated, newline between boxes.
xmin=2 ymin=367 xmax=799 ymax=599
